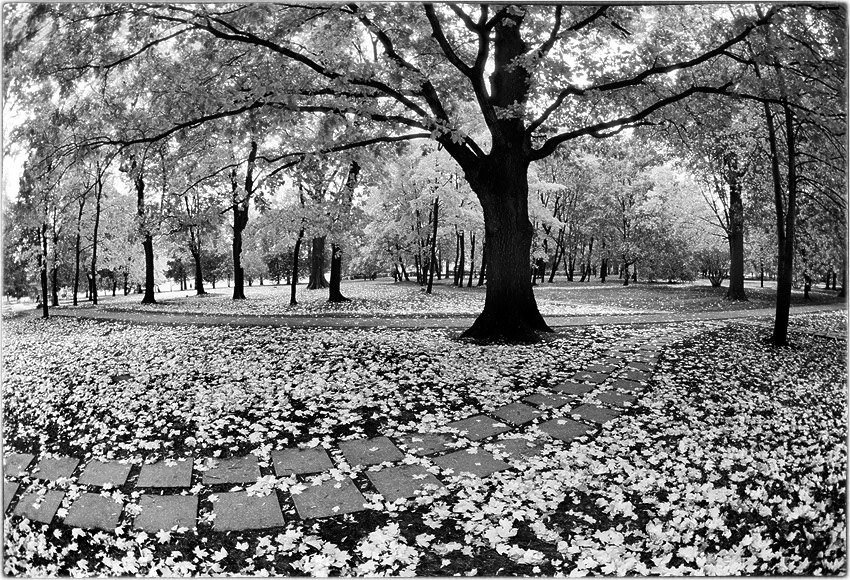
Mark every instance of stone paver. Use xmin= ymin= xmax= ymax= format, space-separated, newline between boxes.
xmin=490 ymin=438 xmax=543 ymax=460
xmin=626 ymin=361 xmax=654 ymax=372
xmin=203 ymin=455 xmax=260 ymax=485
xmin=13 ymin=489 xmax=64 ymax=524
xmin=433 ymin=448 xmax=510 ymax=478
xmin=585 ymin=363 xmax=620 ymax=373
xmin=338 ymin=436 xmax=404 ymax=467
xmin=620 ymin=369 xmax=651 ymax=382
xmin=446 ymin=415 xmax=511 ymax=441
xmin=212 ymin=491 xmax=284 ymax=531
xmin=136 ymin=459 xmax=192 ymax=488
xmin=572 ymin=371 xmax=610 ymax=384
xmin=492 ymin=402 xmax=542 ymax=426
xmin=571 ymin=404 xmax=623 ymax=425
xmin=611 ymin=378 xmax=643 ymax=393
xmin=64 ymin=492 xmax=123 ymax=531
xmin=539 ymin=418 xmax=595 ymax=442
xmin=395 ymin=433 xmax=456 ymax=456
xmin=4 ymin=453 xmax=35 ymax=477
xmin=602 ymin=356 xmax=624 ymax=365
xmin=551 ymin=382 xmax=595 ymax=396
xmin=78 ymin=460 xmax=132 ymax=487
xmin=292 ymin=477 xmax=368 ymax=519
xmin=33 ymin=456 xmax=79 ymax=481
xmin=366 ymin=465 xmax=444 ymax=502
xmin=272 ymin=447 xmax=334 ymax=476
xmin=4 ymin=481 xmax=19 ymax=512
xmin=597 ymin=391 xmax=638 ymax=408
xmin=522 ymin=393 xmax=572 ymax=409
xmin=134 ymin=494 xmax=198 ymax=531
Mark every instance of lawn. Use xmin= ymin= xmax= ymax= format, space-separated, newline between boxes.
xmin=38 ymin=277 xmax=845 ymax=319
xmin=2 ymin=311 xmax=846 ymax=576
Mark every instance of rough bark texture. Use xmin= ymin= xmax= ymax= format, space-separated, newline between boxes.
xmin=39 ymin=225 xmax=49 ymax=319
xmin=291 ymin=229 xmax=304 ymax=305
xmin=232 ymin=141 xmax=256 ymax=301
xmin=460 ymin=150 xmax=552 ymax=342
xmin=467 ymin=232 xmax=475 ymax=287
xmin=477 ymin=241 xmax=486 ymax=286
xmin=73 ymin=198 xmax=85 ymax=306
xmin=191 ymin=248 xmax=206 ymax=296
xmin=427 ymin=197 xmax=438 ymax=294
xmin=328 ymin=243 xmax=349 ymax=302
xmin=90 ymin=176 xmax=102 ymax=306
xmin=769 ymin=102 xmax=796 ymax=346
xmin=726 ymin=153 xmax=748 ymax=301
xmin=307 ymin=236 xmax=329 ymax=289
xmin=142 ymin=234 xmax=156 ymax=304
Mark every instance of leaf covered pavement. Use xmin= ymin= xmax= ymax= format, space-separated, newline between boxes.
xmin=2 ymin=316 xmax=846 ymax=576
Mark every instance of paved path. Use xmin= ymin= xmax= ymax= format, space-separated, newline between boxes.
xmin=50 ymin=302 xmax=845 ymax=329
xmin=3 ymin=327 xmax=699 ymax=532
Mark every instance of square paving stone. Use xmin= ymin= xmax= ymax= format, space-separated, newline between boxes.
xmin=292 ymin=477 xmax=368 ymax=519
xmin=13 ymin=489 xmax=64 ymax=524
xmin=272 ymin=447 xmax=334 ymax=476
xmin=432 ymin=449 xmax=510 ymax=478
xmin=522 ymin=393 xmax=572 ymax=410
xmin=203 ymin=455 xmax=260 ymax=485
xmin=489 ymin=438 xmax=543 ymax=460
xmin=571 ymin=404 xmax=623 ymax=425
xmin=78 ymin=460 xmax=132 ymax=487
xmin=4 ymin=481 xmax=19 ymax=512
xmin=551 ymin=382 xmax=595 ymax=396
xmin=539 ymin=418 xmax=595 ymax=442
xmin=64 ymin=492 xmax=123 ymax=531
xmin=585 ymin=363 xmax=619 ymax=374
xmin=602 ymin=357 xmax=624 ymax=365
xmin=4 ymin=453 xmax=35 ymax=477
xmin=136 ymin=459 xmax=192 ymax=488
xmin=33 ymin=456 xmax=79 ymax=481
xmin=134 ymin=495 xmax=198 ymax=532
xmin=597 ymin=391 xmax=638 ymax=408
xmin=395 ymin=433 xmax=456 ymax=456
xmin=626 ymin=361 xmax=654 ymax=372
xmin=620 ymin=369 xmax=651 ymax=382
xmin=492 ymin=402 xmax=543 ymax=426
xmin=611 ymin=378 xmax=644 ymax=393
xmin=366 ymin=465 xmax=444 ymax=503
xmin=212 ymin=491 xmax=284 ymax=531
xmin=338 ymin=436 xmax=404 ymax=467
xmin=571 ymin=371 xmax=610 ymax=384
xmin=446 ymin=415 xmax=511 ymax=441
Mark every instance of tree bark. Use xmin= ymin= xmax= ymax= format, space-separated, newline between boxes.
xmin=141 ymin=234 xmax=156 ymax=303
xmin=90 ymin=173 xmax=103 ymax=305
xmin=39 ymin=224 xmax=49 ymax=319
xmin=51 ymin=265 xmax=59 ymax=306
xmin=726 ymin=153 xmax=748 ymax=301
xmin=328 ymin=243 xmax=349 ymax=302
xmin=72 ymin=197 xmax=85 ymax=306
xmin=291 ymin=228 xmax=304 ymax=305
xmin=191 ymin=247 xmax=206 ymax=296
xmin=460 ymin=151 xmax=551 ymax=342
xmin=467 ymin=232 xmax=475 ymax=288
xmin=427 ymin=197 xmax=438 ymax=294
xmin=477 ymin=240 xmax=487 ymax=286
xmin=307 ymin=236 xmax=329 ymax=289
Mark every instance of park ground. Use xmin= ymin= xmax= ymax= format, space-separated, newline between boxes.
xmin=2 ymin=278 xmax=847 ymax=576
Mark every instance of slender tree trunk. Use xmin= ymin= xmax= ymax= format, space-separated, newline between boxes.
xmin=191 ymin=246 xmax=206 ymax=296
xmin=436 ymin=247 xmax=442 ymax=280
xmin=467 ymin=232 xmax=475 ymax=288
xmin=291 ymin=228 xmax=304 ymax=305
xmin=307 ymin=236 xmax=329 ymax=289
xmin=461 ymin=152 xmax=551 ymax=341
xmin=112 ymin=278 xmax=117 ymax=296
xmin=232 ymin=209 xmax=247 ymax=300
xmin=427 ymin=197 xmax=439 ymax=294
xmin=769 ymin=101 xmax=798 ymax=346
xmin=760 ymin=259 xmax=765 ymax=288
xmin=142 ymin=234 xmax=156 ymax=304
xmin=840 ymin=255 xmax=847 ymax=298
xmin=548 ymin=229 xmax=564 ymax=283
xmin=90 ymin=177 xmax=102 ymax=306
xmin=478 ymin=240 xmax=487 ymax=286
xmin=51 ymin=265 xmax=59 ymax=306
xmin=584 ymin=236 xmax=594 ymax=283
xmin=457 ymin=231 xmax=465 ymax=286
xmin=72 ymin=198 xmax=85 ymax=306
xmin=328 ymin=244 xmax=349 ymax=302
xmin=123 ymin=272 xmax=128 ymax=296
xmin=623 ymin=262 xmax=630 ymax=287
xmin=40 ymin=224 xmax=49 ymax=319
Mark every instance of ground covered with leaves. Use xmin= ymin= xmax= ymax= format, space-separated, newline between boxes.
xmin=3 ymin=313 xmax=845 ymax=576
xmin=47 ymin=278 xmax=843 ymax=319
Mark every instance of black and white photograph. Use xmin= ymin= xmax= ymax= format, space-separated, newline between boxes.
xmin=1 ymin=2 xmax=846 ymax=576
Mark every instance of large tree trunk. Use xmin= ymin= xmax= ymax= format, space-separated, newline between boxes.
xmin=232 ymin=209 xmax=247 ymax=300
xmin=51 ymin=265 xmax=59 ymax=307
xmin=461 ymin=152 xmax=551 ymax=342
xmin=328 ymin=243 xmax=349 ymax=302
xmin=291 ymin=228 xmax=304 ymax=305
xmin=307 ymin=236 xmax=329 ymax=289
xmin=141 ymin=234 xmax=156 ymax=304
xmin=191 ymin=246 xmax=206 ymax=296
xmin=477 ymin=240 xmax=486 ymax=286
xmin=726 ymin=154 xmax=748 ymax=301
